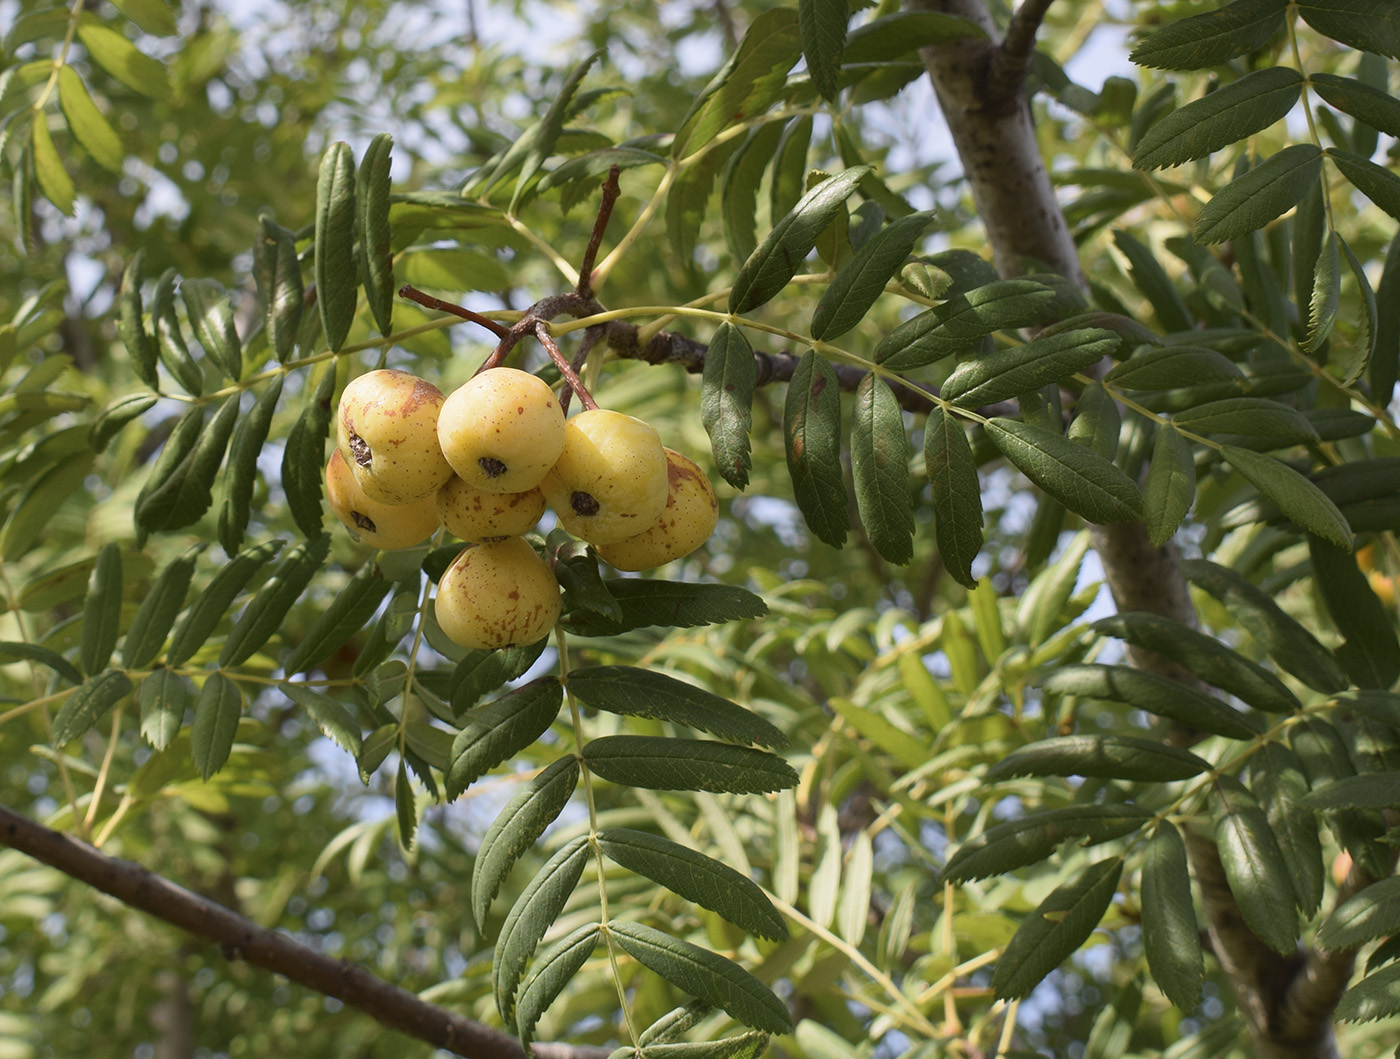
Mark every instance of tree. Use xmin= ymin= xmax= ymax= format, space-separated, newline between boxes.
xmin=1 ymin=0 xmax=1398 ymax=1056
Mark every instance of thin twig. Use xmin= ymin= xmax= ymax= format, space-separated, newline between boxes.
xmin=577 ymin=166 xmax=623 ymax=300
xmin=535 ymin=322 xmax=598 ymax=410
xmin=399 ymin=285 xmax=512 ymax=339
xmin=0 ymin=803 xmax=609 ymax=1059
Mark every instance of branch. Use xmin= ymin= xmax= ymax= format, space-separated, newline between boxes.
xmin=0 ymin=803 xmax=609 ymax=1059
xmin=988 ymin=0 xmax=1057 ymax=106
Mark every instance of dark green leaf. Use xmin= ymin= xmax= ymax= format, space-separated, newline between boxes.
xmin=80 ymin=542 xmax=123 ymax=676
xmin=798 ymin=0 xmax=846 ymax=103
xmin=254 ymin=216 xmax=303 ymax=363
xmin=721 ymin=121 xmax=788 ymax=265
xmin=1139 ymin=822 xmax=1203 ymax=1010
xmin=1301 ymin=775 xmax=1400 ymax=811
xmin=925 ymin=405 xmax=983 ymax=589
xmin=1251 ymin=741 xmax=1325 ymax=915
xmin=138 ymin=667 xmax=189 ymax=751
xmin=1296 ymin=0 xmax=1400 ymax=59
xmin=90 ymin=392 xmax=159 ymax=453
xmin=192 ymin=671 xmax=242 ymax=780
xmin=851 ymin=375 xmax=914 ymax=565
xmin=985 ymin=418 xmax=1143 ymax=525
xmin=446 ymin=678 xmax=563 ymax=799
xmin=730 ymin=167 xmax=870 ymax=314
xmin=1220 ymin=446 xmax=1351 ymax=548
xmin=567 ymin=666 xmax=786 ymax=748
xmin=117 ymin=251 xmax=159 ymax=388
xmin=810 ymin=210 xmax=935 ymax=340
xmin=219 ymin=535 xmax=328 ymax=667
xmin=986 ymin=735 xmax=1210 ymax=782
xmin=1143 ymin=424 xmax=1196 ymax=547
xmin=1337 ymin=963 xmax=1400 ymax=1024
xmin=1129 ymin=0 xmax=1287 ymax=70
xmin=52 ymin=670 xmax=134 ymax=745
xmin=281 ymin=563 xmax=392 ymax=676
xmin=150 ymin=269 xmax=203 ymax=395
xmin=1104 ymin=346 xmax=1242 ymax=390
xmin=1312 ymin=73 xmax=1400 ymax=137
xmin=1133 ymin=67 xmax=1302 ymax=170
xmin=135 ymin=393 xmax=241 ymax=534
xmin=561 ymin=579 xmax=768 ymax=637
xmin=582 ymin=736 xmax=797 ymax=794
xmin=1112 ymin=230 xmax=1192 ymax=332
xmin=448 ymin=638 xmax=550 ymax=715
xmin=945 ymin=329 xmax=1117 ymax=409
xmin=315 ymin=142 xmax=358 ymax=352
xmin=701 ymin=322 xmax=755 ymax=490
xmin=843 ymin=11 xmax=986 ymax=63
xmin=0 ymin=641 xmax=82 ymax=686
xmin=1326 ymin=148 xmax=1400 ymax=222
xmin=282 ymin=365 xmax=335 ymax=538
xmin=513 ymin=924 xmax=600 ymax=1048
xmin=666 ymin=136 xmax=740 ymax=266
xmin=944 ymin=805 xmax=1150 ymax=883
xmin=1310 ymin=536 xmax=1399 ymax=689
xmin=218 ymin=375 xmax=284 ymax=556
xmin=992 ymin=858 xmax=1124 ymax=1000
xmin=164 ymin=539 xmax=284 ymax=668
xmin=609 ymin=920 xmax=792 ymax=1034
xmin=1093 ymin=612 xmax=1301 ymax=713
xmin=1194 ymin=144 xmax=1322 ymax=244
xmin=471 ymin=756 xmax=580 ymax=930
xmin=1328 ymin=236 xmax=1377 ymax=389
xmin=395 ymin=758 xmax=417 ymax=851
xmin=1291 ymin=718 xmax=1391 ymax=880
xmin=1175 ymin=397 xmax=1318 ymax=446
xmin=181 ymin=277 xmax=242 ymax=382
xmin=875 ymin=279 xmax=1058 ymax=372
xmin=1319 ymin=877 xmax=1400 ymax=951
xmin=279 ymin=683 xmax=362 ymax=757
xmin=121 ymin=545 xmax=202 ymax=669
xmin=357 ymin=133 xmax=395 ymax=335
xmin=1040 ymin=664 xmax=1260 ymax=740
xmin=1212 ymin=776 xmax=1298 ymax=954
xmin=784 ymin=350 xmax=848 ymax=548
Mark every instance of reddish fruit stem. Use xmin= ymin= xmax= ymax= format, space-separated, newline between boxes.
xmin=398 ymin=285 xmax=512 ymax=339
xmin=536 ymin=322 xmax=598 ymax=411
xmin=576 ymin=166 xmax=622 ymax=299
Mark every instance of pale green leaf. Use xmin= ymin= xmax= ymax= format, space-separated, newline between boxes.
xmin=75 ymin=20 xmax=169 ymax=97
xmin=56 ymin=66 xmax=123 ymax=173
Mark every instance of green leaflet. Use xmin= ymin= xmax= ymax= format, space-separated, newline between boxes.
xmin=218 ymin=375 xmax=284 ymax=556
xmin=1309 ymin=536 xmax=1400 ymax=689
xmin=925 ymin=404 xmax=983 ymax=589
xmin=90 ymin=392 xmax=159 ymax=453
xmin=1327 ymin=147 xmax=1400 ymax=222
xmin=192 ymin=671 xmax=242 ymax=780
xmin=798 ymin=0 xmax=846 ymax=103
xmin=448 ymin=638 xmax=549 ymax=714
xmin=851 ymin=374 xmax=914 ymax=565
xmin=985 ymin=418 xmax=1143 ymax=525
xmin=282 ymin=364 xmax=335 ymax=539
xmin=56 ymin=66 xmax=123 ymax=173
xmin=1183 ymin=559 xmax=1349 ymax=692
xmin=729 ymin=166 xmax=870 ymax=314
xmin=1112 ymin=229 xmax=1192 ymax=332
xmin=315 ymin=141 xmax=358 ymax=352
xmin=1176 ymin=397 xmax=1318 ymax=445
xmin=986 ymin=735 xmax=1210 ymax=782
xmin=1329 ymin=236 xmax=1378 ymax=389
xmin=1295 ymin=0 xmax=1400 ymax=59
xmin=219 ymin=535 xmax=329 ymax=667
xmin=135 ymin=393 xmax=241 ymax=534
xmin=582 ymin=735 xmax=798 ymax=794
xmin=31 ymin=97 xmax=75 ymax=216
xmin=75 ymin=20 xmax=169 ymax=97
xmin=842 ymin=11 xmax=986 ymax=62
xmin=1212 ymin=776 xmax=1298 ymax=954
xmin=562 ymin=579 xmax=768 ymax=638
xmin=150 ymin=269 xmax=203 ymax=396
xmin=1318 ymin=877 xmax=1400 ymax=951
xmin=1336 ymin=963 xmax=1400 ymax=1024
xmin=721 ymin=121 xmax=788 ymax=265
xmin=180 ymin=277 xmax=242 ymax=382
xmin=117 ymin=251 xmax=160 ymax=388
xmin=80 ymin=542 xmax=123 ymax=676
xmin=992 ymin=857 xmax=1124 ymax=1001
xmin=1040 ymin=663 xmax=1260 ymax=740
xmin=1291 ymin=718 xmax=1392 ymax=880
xmin=943 ymin=804 xmax=1151 ymax=883
xmin=1139 ymin=823 xmax=1203 ymax=1010
xmin=784 ymin=350 xmax=848 ymax=548
xmin=1 ymin=452 xmax=96 ymax=561
xmin=513 ymin=924 xmax=600 ymax=1049
xmin=770 ymin=116 xmax=812 ymax=223
xmin=111 ymin=0 xmax=178 ymax=36
xmin=138 ymin=667 xmax=190 ymax=751
xmin=701 ymin=322 xmax=756 ymax=490
xmin=1305 ymin=230 xmax=1341 ymax=354
xmin=471 ymin=756 xmax=580 ymax=930
xmin=874 ymin=279 xmax=1058 ymax=372
xmin=0 ymin=642 xmax=82 ymax=686
xmin=445 ymin=678 xmax=563 ymax=799
xmin=566 ymin=666 xmax=787 ymax=748
xmin=1303 ymin=773 xmax=1400 ymax=812
xmin=356 ymin=133 xmax=394 ymax=335
xmin=1311 ymin=73 xmax=1400 ymax=138
xmin=509 ymin=52 xmax=601 ymax=212
xmin=395 ymin=758 xmax=417 ymax=851
xmin=253 ymin=215 xmax=303 ymax=363
xmin=1067 ymin=383 xmax=1120 ymax=462
xmin=598 ymin=829 xmax=789 ymax=941
xmin=279 ymin=683 xmax=361 ymax=757
xmin=1129 ymin=0 xmax=1287 ymax=70
xmin=811 ymin=209 xmax=936 ymax=341
xmin=1194 ymin=144 xmax=1323 ymax=244
xmin=1133 ymin=67 xmax=1302 ymax=170
xmin=1092 ymin=612 xmax=1301 ymax=713
xmin=674 ymin=8 xmax=802 ymax=159
xmin=493 ymin=836 xmax=590 ymax=1025
xmin=122 ymin=544 xmax=202 ymax=668
xmin=1251 ymin=740 xmax=1325 ymax=915
xmin=280 ymin=563 xmax=391 ymax=676
xmin=944 ymin=328 xmax=1118 ymax=409
xmin=1104 ymin=345 xmax=1242 ymax=390
xmin=1373 ymin=233 xmax=1400 ymax=404
xmin=1143 ymin=424 xmax=1196 ymax=547
xmin=609 ymin=920 xmax=793 ymax=1035
xmin=52 ymin=670 xmax=134 ymax=746
xmin=1220 ymin=445 xmax=1351 ymax=548
xmin=164 ymin=539 xmax=284 ymax=668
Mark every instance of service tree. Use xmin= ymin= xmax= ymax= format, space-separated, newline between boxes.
xmin=1 ymin=1 xmax=1398 ymax=1058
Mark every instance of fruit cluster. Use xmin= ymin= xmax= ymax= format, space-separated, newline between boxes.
xmin=326 ymin=366 xmax=719 ymax=650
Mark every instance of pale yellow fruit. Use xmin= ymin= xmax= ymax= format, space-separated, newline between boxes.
xmin=595 ymin=449 xmax=719 ymax=571
xmin=437 ymin=368 xmax=566 ymax=493
xmin=433 ymin=537 xmax=561 ymax=650
xmin=436 ymin=475 xmax=546 ymax=542
xmin=336 ymin=368 xmax=454 ymax=504
xmin=325 ymin=450 xmax=442 ymax=550
xmin=540 ymin=409 xmax=669 ymax=545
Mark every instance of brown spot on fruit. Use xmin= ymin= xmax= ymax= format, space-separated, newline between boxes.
xmin=351 ymin=510 xmax=377 ymax=532
xmin=479 ymin=456 xmax=508 ymax=479
xmin=349 ymin=432 xmax=373 ymax=467
xmin=571 ymin=491 xmax=601 ymax=516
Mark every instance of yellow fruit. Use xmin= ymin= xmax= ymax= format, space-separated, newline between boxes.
xmin=336 ymin=368 xmax=454 ymax=504
xmin=540 ymin=409 xmax=669 ymax=545
xmin=436 ymin=475 xmax=547 ymax=542
xmin=437 ymin=368 xmax=566 ymax=493
xmin=595 ymin=449 xmax=719 ymax=571
xmin=433 ymin=537 xmax=561 ymax=650
xmin=325 ymin=450 xmax=442 ymax=550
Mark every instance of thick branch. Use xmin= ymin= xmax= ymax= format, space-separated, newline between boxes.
xmin=0 ymin=803 xmax=608 ymax=1059
xmin=989 ymin=0 xmax=1057 ymax=105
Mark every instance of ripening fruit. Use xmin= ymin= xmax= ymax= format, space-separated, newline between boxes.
xmin=539 ymin=409 xmax=669 ymax=545
xmin=433 ymin=537 xmax=561 ymax=650
xmin=436 ymin=475 xmax=547 ymax=543
xmin=325 ymin=450 xmax=442 ymax=550
xmin=595 ymin=448 xmax=719 ymax=571
xmin=336 ymin=368 xmax=454 ymax=504
xmin=437 ymin=368 xmax=566 ymax=493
